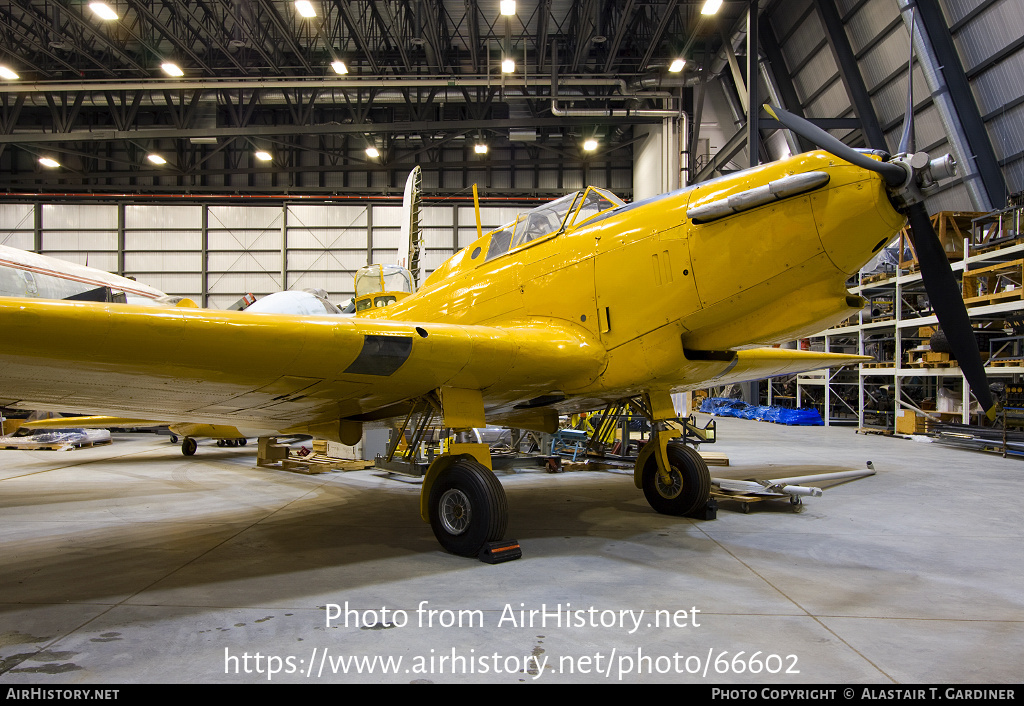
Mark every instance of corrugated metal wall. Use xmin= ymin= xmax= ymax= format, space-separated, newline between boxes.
xmin=0 ymin=201 xmax=537 ymax=308
xmin=941 ymin=0 xmax=1024 ymax=196
xmin=764 ymin=0 xmax=1022 ymax=211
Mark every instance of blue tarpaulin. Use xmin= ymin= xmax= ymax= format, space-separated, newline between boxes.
xmin=700 ymin=397 xmax=824 ymax=426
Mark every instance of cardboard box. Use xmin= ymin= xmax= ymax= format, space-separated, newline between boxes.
xmin=895 ymin=410 xmax=927 ymax=435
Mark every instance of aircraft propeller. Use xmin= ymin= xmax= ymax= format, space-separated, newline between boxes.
xmin=764 ymin=28 xmax=996 ymax=421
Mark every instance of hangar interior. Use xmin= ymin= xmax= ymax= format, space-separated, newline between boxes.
xmin=2 ymin=0 xmax=1023 ymax=430
xmin=0 ymin=0 xmax=1023 ymax=685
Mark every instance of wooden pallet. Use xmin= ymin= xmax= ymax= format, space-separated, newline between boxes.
xmin=989 ymin=358 xmax=1024 ymax=367
xmin=906 ymin=350 xmax=953 ymax=368
xmin=277 ymin=454 xmax=376 ymax=474
xmin=861 ymin=272 xmax=894 ymax=285
xmin=964 ymin=290 xmax=1024 ymax=306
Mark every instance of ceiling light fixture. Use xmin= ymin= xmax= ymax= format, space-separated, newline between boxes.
xmin=295 ymin=1 xmax=316 ymax=18
xmin=254 ymin=151 xmax=273 ymax=161
xmin=669 ymin=58 xmax=686 ymax=73
xmin=583 ymin=139 xmax=598 ymax=152
xmin=0 ymin=66 xmax=19 ymax=80
xmin=501 ymin=58 xmax=515 ymax=73
xmin=365 ymin=146 xmax=380 ymax=159
xmin=474 ymin=143 xmax=488 ymax=154
xmin=331 ymin=61 xmax=348 ymax=75
xmin=701 ymin=0 xmax=723 ymax=16
xmin=39 ymin=157 xmax=60 ymax=168
xmin=89 ymin=2 xmax=119 ymax=21
xmin=146 ymin=154 xmax=167 ymax=165
xmin=161 ymin=62 xmax=184 ymax=77
xmin=500 ymin=0 xmax=516 ymax=15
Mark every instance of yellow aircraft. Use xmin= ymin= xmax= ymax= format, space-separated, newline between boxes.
xmin=0 ymin=106 xmax=992 ymax=557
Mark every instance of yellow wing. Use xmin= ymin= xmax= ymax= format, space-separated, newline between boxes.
xmin=0 ymin=297 xmax=605 ymax=438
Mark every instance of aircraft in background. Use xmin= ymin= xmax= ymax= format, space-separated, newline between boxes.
xmin=0 ymin=243 xmax=339 ymax=452
xmin=0 ymin=243 xmax=170 ymax=305
xmin=0 ymin=102 xmax=992 ymax=557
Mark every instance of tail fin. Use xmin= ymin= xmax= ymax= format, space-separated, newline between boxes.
xmin=398 ymin=166 xmax=423 ymax=288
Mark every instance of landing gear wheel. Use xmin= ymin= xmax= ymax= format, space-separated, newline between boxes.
xmin=428 ymin=459 xmax=508 ymax=557
xmin=640 ymin=443 xmax=711 ymax=516
xmin=169 ymin=434 xmax=178 ymax=443
xmin=790 ymin=495 xmax=802 ymax=506
xmin=239 ymin=438 xmax=247 ymax=446
xmin=181 ymin=437 xmax=197 ymax=456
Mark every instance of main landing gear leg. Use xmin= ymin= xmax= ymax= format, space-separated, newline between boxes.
xmin=635 ymin=428 xmax=711 ymax=516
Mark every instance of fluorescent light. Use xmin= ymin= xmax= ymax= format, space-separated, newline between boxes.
xmin=254 ymin=151 xmax=273 ymax=161
xmin=365 ymin=146 xmax=380 ymax=159
xmin=500 ymin=0 xmax=516 ymax=15
xmin=583 ymin=139 xmax=598 ymax=152
xmin=161 ymin=62 xmax=184 ymax=77
xmin=669 ymin=58 xmax=686 ymax=73
xmin=701 ymin=0 xmax=723 ymax=15
xmin=89 ymin=2 xmax=119 ymax=20
xmin=474 ymin=143 xmax=488 ymax=154
xmin=39 ymin=157 xmax=60 ymax=168
xmin=0 ymin=66 xmax=19 ymax=80
xmin=501 ymin=58 xmax=515 ymax=73
xmin=295 ymin=1 xmax=316 ymax=18
xmin=146 ymin=154 xmax=166 ymax=165
xmin=331 ymin=61 xmax=348 ymax=75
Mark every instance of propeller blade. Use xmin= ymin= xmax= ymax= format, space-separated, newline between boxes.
xmin=906 ymin=203 xmax=996 ymax=420
xmin=897 ymin=9 xmax=916 ymax=155
xmin=765 ymin=104 xmax=907 ymax=187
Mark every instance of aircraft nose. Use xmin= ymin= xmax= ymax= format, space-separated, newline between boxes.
xmin=811 ymin=175 xmax=906 ymax=274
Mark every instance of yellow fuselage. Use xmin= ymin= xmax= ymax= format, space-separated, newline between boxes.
xmin=365 ymin=151 xmax=904 ymax=406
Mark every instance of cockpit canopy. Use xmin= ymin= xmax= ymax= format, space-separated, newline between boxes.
xmin=353 ymin=264 xmax=414 ymax=312
xmin=485 ymin=186 xmax=625 ymax=262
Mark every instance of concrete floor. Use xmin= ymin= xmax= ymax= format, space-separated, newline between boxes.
xmin=0 ymin=415 xmax=1021 ymax=684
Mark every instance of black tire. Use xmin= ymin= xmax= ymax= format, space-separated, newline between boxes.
xmin=929 ymin=328 xmax=953 ymax=355
xmin=239 ymin=438 xmax=247 ymax=446
xmin=641 ymin=443 xmax=711 ymax=516
xmin=428 ymin=458 xmax=508 ymax=557
xmin=181 ymin=437 xmax=198 ymax=456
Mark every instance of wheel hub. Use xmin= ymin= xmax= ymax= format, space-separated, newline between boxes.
xmin=439 ymin=488 xmax=472 ymax=535
xmin=656 ymin=466 xmax=683 ymax=499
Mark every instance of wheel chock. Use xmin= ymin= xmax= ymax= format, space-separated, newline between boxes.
xmin=686 ymin=497 xmax=718 ymax=521
xmin=478 ymin=539 xmax=522 ymax=564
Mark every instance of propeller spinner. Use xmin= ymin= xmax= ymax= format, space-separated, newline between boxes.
xmin=763 ymin=103 xmax=997 ymax=421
